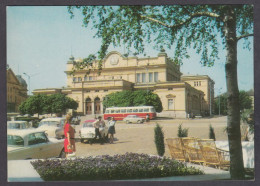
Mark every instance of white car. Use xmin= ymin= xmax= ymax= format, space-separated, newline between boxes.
xmin=79 ymin=119 xmax=108 ymax=143
xmin=7 ymin=121 xmax=30 ymax=130
xmin=37 ymin=118 xmax=65 ymax=139
xmin=8 ymin=129 xmax=65 ymax=160
xmin=123 ymin=115 xmax=145 ymax=124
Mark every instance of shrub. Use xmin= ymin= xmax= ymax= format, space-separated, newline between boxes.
xmin=31 ymin=153 xmax=204 ymax=181
xmin=154 ymin=123 xmax=165 ymax=156
xmin=177 ymin=124 xmax=189 ymax=137
xmin=209 ymin=124 xmax=216 ymax=141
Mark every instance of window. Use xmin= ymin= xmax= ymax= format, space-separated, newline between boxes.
xmin=7 ymin=135 xmax=24 ymax=146
xmin=86 ymin=90 xmax=90 ymax=93
xmin=133 ymin=109 xmax=138 ymax=113
xmin=168 ymin=99 xmax=174 ymax=110
xmin=168 ymin=88 xmax=173 ymax=90
xmin=78 ymin=77 xmax=82 ymax=82
xmin=144 ymin=108 xmax=149 ymax=112
xmin=95 ymin=90 xmax=99 ymax=92
xmin=28 ymin=132 xmax=48 ymax=145
xmin=121 ymin=109 xmax=126 ymax=113
xmin=142 ymin=73 xmax=146 ymax=83
xmin=194 ymin=81 xmax=201 ymax=86
xmin=84 ymin=76 xmax=88 ymax=81
xmin=73 ymin=77 xmax=77 ymax=82
xmin=111 ymin=110 xmax=115 ymax=113
xmin=127 ymin=109 xmax=133 ymax=113
xmin=150 ymin=108 xmax=155 ymax=112
xmin=137 ymin=73 xmax=141 ymax=83
xmin=138 ymin=109 xmax=144 ymax=112
xmin=105 ymin=110 xmax=110 ymax=113
xmin=154 ymin=72 xmax=158 ymax=82
xmin=149 ymin=72 xmax=153 ymax=82
xmin=115 ymin=109 xmax=120 ymax=113
xmin=89 ymin=76 xmax=93 ymax=81
xmin=104 ymin=90 xmax=108 ymax=92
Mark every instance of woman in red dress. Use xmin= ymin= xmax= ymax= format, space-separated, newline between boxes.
xmin=64 ymin=114 xmax=76 ymax=158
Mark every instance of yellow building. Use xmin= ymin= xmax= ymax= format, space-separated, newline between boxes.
xmin=7 ymin=67 xmax=28 ymax=112
xmin=33 ymin=51 xmax=215 ymax=118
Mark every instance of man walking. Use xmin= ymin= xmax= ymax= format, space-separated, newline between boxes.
xmin=93 ymin=116 xmax=105 ymax=144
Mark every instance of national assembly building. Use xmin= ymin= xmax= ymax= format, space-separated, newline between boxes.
xmin=33 ymin=51 xmax=215 ymax=118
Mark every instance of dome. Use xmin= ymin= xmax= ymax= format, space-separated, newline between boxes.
xmin=16 ymin=75 xmax=27 ymax=88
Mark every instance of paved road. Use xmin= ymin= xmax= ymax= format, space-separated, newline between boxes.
xmin=73 ymin=116 xmax=229 ymax=158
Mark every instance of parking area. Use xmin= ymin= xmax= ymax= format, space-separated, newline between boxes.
xmin=74 ymin=116 xmax=228 ymax=158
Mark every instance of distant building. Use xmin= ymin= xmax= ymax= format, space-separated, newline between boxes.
xmin=7 ymin=67 xmax=28 ymax=112
xmin=33 ymin=51 xmax=215 ymax=118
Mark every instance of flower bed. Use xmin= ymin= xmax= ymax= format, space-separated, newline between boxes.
xmin=31 ymin=153 xmax=204 ymax=181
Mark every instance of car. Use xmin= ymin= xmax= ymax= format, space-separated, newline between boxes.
xmin=37 ymin=117 xmax=65 ymax=139
xmin=7 ymin=121 xmax=31 ymax=130
xmin=79 ymin=119 xmax=108 ymax=143
xmin=123 ymin=115 xmax=145 ymax=124
xmin=71 ymin=117 xmax=81 ymax=125
xmin=7 ymin=129 xmax=65 ymax=160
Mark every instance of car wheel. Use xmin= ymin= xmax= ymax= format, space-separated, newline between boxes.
xmin=137 ymin=120 xmax=141 ymax=124
xmin=59 ymin=149 xmax=66 ymax=158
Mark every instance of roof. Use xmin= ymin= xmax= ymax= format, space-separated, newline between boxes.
xmin=7 ymin=129 xmax=46 ymax=138
xmin=16 ymin=75 xmax=27 ymax=87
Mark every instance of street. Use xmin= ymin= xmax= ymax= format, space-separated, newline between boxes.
xmin=73 ymin=116 xmax=228 ymax=158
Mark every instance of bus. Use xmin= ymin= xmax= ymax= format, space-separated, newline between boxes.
xmin=104 ymin=106 xmax=156 ymax=120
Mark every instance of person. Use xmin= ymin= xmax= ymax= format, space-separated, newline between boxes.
xmin=108 ymin=117 xmax=116 ymax=144
xmin=64 ymin=114 xmax=76 ymax=158
xmin=146 ymin=114 xmax=150 ymax=122
xmin=93 ymin=116 xmax=105 ymax=144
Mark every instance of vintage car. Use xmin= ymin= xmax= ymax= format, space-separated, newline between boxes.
xmin=123 ymin=115 xmax=145 ymax=124
xmin=37 ymin=117 xmax=65 ymax=139
xmin=7 ymin=121 xmax=31 ymax=130
xmin=8 ymin=129 xmax=65 ymax=160
xmin=79 ymin=119 xmax=108 ymax=143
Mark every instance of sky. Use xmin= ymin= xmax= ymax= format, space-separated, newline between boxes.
xmin=7 ymin=6 xmax=254 ymax=96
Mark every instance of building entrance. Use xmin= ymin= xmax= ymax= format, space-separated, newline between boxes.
xmin=94 ymin=97 xmax=101 ymax=114
xmin=86 ymin=98 xmax=92 ymax=115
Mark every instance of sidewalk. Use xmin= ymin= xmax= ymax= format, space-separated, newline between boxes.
xmin=8 ymin=159 xmax=230 ymax=182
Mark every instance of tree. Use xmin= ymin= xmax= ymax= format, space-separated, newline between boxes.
xmin=177 ymin=124 xmax=189 ymax=137
xmin=18 ymin=94 xmax=48 ymax=116
xmin=239 ymin=91 xmax=252 ymax=111
xmin=209 ymin=124 xmax=216 ymax=141
xmin=18 ymin=94 xmax=78 ymax=116
xmin=103 ymin=90 xmax=162 ymax=112
xmin=154 ymin=123 xmax=165 ymax=156
xmin=68 ymin=5 xmax=253 ymax=179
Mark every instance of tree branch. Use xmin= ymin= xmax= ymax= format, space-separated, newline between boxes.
xmin=141 ymin=11 xmax=220 ymax=29
xmin=237 ymin=34 xmax=254 ymax=41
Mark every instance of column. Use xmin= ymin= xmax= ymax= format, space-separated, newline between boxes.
xmin=100 ymin=101 xmax=104 ymax=114
xmin=92 ymin=101 xmax=95 ymax=115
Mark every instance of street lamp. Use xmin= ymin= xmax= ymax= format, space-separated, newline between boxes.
xmin=23 ymin=73 xmax=30 ymax=95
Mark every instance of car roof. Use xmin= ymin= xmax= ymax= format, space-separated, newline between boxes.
xmin=84 ymin=119 xmax=96 ymax=123
xmin=40 ymin=117 xmax=65 ymax=122
xmin=7 ymin=129 xmax=46 ymax=138
xmin=7 ymin=121 xmax=27 ymax=124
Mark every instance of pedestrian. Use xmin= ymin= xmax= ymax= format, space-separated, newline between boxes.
xmin=108 ymin=117 xmax=116 ymax=144
xmin=63 ymin=114 xmax=76 ymax=158
xmin=93 ymin=116 xmax=105 ymax=144
xmin=146 ymin=114 xmax=150 ymax=122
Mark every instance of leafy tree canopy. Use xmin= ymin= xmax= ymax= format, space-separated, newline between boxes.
xmin=103 ymin=90 xmax=162 ymax=112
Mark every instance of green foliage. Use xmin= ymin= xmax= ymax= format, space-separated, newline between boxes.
xmin=215 ymin=91 xmax=252 ymax=115
xmin=209 ymin=124 xmax=216 ymax=141
xmin=103 ymin=90 xmax=162 ymax=112
xmin=68 ymin=5 xmax=253 ymax=67
xmin=31 ymin=153 xmax=203 ymax=181
xmin=154 ymin=123 xmax=165 ymax=156
xmin=18 ymin=94 xmax=78 ymax=115
xmin=177 ymin=124 xmax=189 ymax=137
xmin=241 ymin=109 xmax=254 ymax=133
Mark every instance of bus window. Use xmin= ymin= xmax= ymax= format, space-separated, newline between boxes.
xmin=127 ymin=109 xmax=132 ymax=113
xmin=115 ymin=109 xmax=120 ymax=113
xmin=133 ymin=109 xmax=138 ymax=113
xmin=150 ymin=108 xmax=155 ymax=112
xmin=121 ymin=109 xmax=126 ymax=113
xmin=139 ymin=109 xmax=144 ymax=112
xmin=111 ymin=110 xmax=115 ymax=113
xmin=144 ymin=108 xmax=149 ymax=112
xmin=105 ymin=110 xmax=110 ymax=113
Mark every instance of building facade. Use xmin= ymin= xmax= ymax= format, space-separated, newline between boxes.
xmin=7 ymin=67 xmax=28 ymax=112
xmin=33 ymin=51 xmax=215 ymax=118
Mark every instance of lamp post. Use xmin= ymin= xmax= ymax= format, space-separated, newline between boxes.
xmin=23 ymin=73 xmax=30 ymax=95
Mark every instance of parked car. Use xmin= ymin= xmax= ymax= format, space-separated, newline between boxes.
xmin=123 ymin=115 xmax=145 ymax=124
xmin=7 ymin=121 xmax=30 ymax=130
xmin=7 ymin=129 xmax=65 ymax=160
xmin=37 ymin=118 xmax=65 ymax=139
xmin=79 ymin=119 xmax=108 ymax=143
xmin=71 ymin=117 xmax=81 ymax=125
